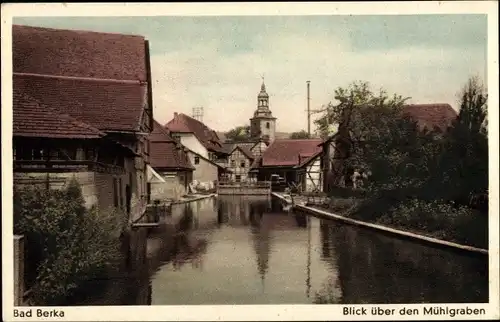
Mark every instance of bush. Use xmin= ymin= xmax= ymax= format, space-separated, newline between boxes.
xmin=380 ymin=199 xmax=487 ymax=248
xmin=328 ymin=197 xmax=360 ymax=214
xmin=13 ymin=178 xmax=126 ymax=305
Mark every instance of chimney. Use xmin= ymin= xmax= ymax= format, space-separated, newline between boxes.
xmin=174 ymin=112 xmax=178 ymax=118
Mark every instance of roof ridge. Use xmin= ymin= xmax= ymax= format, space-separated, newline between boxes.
xmin=14 ymin=72 xmax=144 ymax=85
xmin=13 ymin=24 xmax=145 ymax=39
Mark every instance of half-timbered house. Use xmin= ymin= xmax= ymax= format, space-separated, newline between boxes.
xmin=250 ymin=139 xmax=322 ymax=185
xmin=12 ymin=25 xmax=154 ymax=221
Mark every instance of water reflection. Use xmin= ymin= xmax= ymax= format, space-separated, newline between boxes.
xmin=318 ymin=220 xmax=488 ymax=304
xmin=111 ymin=195 xmax=488 ymax=305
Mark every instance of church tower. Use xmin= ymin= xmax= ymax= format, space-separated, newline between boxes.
xmin=250 ymin=79 xmax=277 ymax=143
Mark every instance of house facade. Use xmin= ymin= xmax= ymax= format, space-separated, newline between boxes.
xmin=165 ymin=113 xmax=230 ymax=188
xmin=295 ymin=151 xmax=323 ymax=192
xmin=148 ymin=121 xmax=194 ymax=201
xmin=250 ymin=139 xmax=322 ymax=185
xmin=227 ymin=146 xmax=255 ymax=182
xmin=12 ymin=25 xmax=153 ymax=221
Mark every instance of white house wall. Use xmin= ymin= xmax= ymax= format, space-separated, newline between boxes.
xmin=188 ymin=151 xmax=218 ymax=188
xmin=305 ymin=156 xmax=322 ymax=192
xmin=177 ymin=133 xmax=208 ymax=159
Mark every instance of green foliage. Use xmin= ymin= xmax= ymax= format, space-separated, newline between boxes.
xmin=225 ymin=125 xmax=251 ymax=142
xmin=319 ymin=77 xmax=488 ymax=248
xmin=378 ymin=199 xmax=488 ymax=248
xmin=289 ymin=130 xmax=310 ymax=139
xmin=14 ymin=177 xmax=126 ymax=305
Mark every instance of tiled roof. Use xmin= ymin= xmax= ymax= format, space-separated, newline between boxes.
xmin=149 ymin=121 xmax=194 ymax=170
xmin=402 ymin=103 xmax=458 ymax=132
xmin=14 ymin=74 xmax=146 ymax=132
xmin=260 ymin=139 xmax=323 ymax=167
xmin=295 ymin=150 xmax=322 ymax=168
xmin=13 ymin=25 xmax=147 ymax=81
xmin=13 ymin=89 xmax=104 ymax=139
xmin=165 ymin=113 xmax=226 ymax=154
xmin=222 ymin=142 xmax=234 ymax=154
xmin=150 ymin=120 xmax=175 ymax=143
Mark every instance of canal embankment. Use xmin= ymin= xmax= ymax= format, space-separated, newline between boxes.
xmin=271 ymin=192 xmax=488 ymax=256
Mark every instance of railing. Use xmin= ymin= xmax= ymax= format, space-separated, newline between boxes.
xmin=216 ymin=181 xmax=272 ymax=195
xmin=14 ymin=160 xmax=125 ymax=174
xmin=217 ymin=181 xmax=271 ymax=189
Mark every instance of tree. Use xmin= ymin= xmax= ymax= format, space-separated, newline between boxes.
xmin=14 ymin=178 xmax=126 ymax=305
xmin=289 ymin=130 xmax=310 ymax=139
xmin=432 ymin=76 xmax=488 ymax=204
xmin=225 ymin=125 xmax=251 ymax=142
xmin=313 ymin=81 xmax=410 ymax=187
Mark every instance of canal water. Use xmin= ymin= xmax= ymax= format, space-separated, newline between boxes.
xmin=81 ymin=195 xmax=488 ymax=305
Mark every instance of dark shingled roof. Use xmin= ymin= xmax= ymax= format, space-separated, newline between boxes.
xmin=13 ymin=89 xmax=104 ymax=139
xmin=14 ymin=74 xmax=146 ymax=132
xmin=149 ymin=121 xmax=194 ymax=170
xmin=260 ymin=139 xmax=322 ymax=167
xmin=402 ymin=103 xmax=458 ymax=132
xmin=165 ymin=113 xmax=226 ymax=154
xmin=13 ymin=24 xmax=147 ymax=81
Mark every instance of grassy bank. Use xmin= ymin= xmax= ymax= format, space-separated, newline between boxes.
xmin=319 ymin=192 xmax=488 ymax=250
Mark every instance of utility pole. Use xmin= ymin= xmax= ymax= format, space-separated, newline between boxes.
xmin=307 ymin=81 xmax=311 ymax=138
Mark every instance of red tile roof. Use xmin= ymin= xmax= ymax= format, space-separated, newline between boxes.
xmin=13 ymin=89 xmax=104 ymax=139
xmin=296 ymin=150 xmax=322 ymax=168
xmin=165 ymin=113 xmax=226 ymax=154
xmin=13 ymin=25 xmax=147 ymax=81
xmin=14 ymin=74 xmax=146 ymax=132
xmin=150 ymin=120 xmax=175 ymax=143
xmin=402 ymin=103 xmax=457 ymax=132
xmin=260 ymin=139 xmax=323 ymax=167
xmin=149 ymin=121 xmax=194 ymax=170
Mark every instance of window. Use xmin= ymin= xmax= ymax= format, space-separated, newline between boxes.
xmin=266 ymin=122 xmax=270 ymax=129
xmin=235 ymin=175 xmax=241 ymax=182
xmin=231 ymin=160 xmax=236 ymax=167
xmin=240 ymin=161 xmax=246 ymax=168
xmin=194 ymin=156 xmax=200 ymax=165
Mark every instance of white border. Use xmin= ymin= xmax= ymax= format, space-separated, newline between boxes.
xmin=2 ymin=2 xmax=499 ymax=321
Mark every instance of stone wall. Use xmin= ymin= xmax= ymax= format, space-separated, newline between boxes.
xmin=14 ymin=171 xmax=98 ymax=208
xmin=13 ymin=235 xmax=24 ymax=306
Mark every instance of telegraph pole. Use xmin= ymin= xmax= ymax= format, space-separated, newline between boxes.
xmin=307 ymin=81 xmax=311 ymax=138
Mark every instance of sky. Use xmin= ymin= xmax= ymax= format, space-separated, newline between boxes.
xmin=13 ymin=14 xmax=487 ymax=133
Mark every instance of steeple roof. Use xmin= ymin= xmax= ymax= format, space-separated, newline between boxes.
xmin=258 ymin=79 xmax=269 ymax=98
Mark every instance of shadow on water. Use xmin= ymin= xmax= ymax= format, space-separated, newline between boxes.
xmin=76 ymin=195 xmax=489 ymax=305
xmin=315 ymin=220 xmax=488 ymax=304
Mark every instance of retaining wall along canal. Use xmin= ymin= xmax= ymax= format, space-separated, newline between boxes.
xmin=217 ymin=182 xmax=271 ymax=195
xmin=271 ymin=192 xmax=488 ymax=256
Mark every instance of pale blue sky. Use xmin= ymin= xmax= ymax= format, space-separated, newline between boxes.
xmin=14 ymin=15 xmax=487 ymax=132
